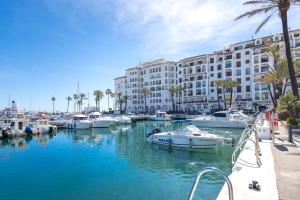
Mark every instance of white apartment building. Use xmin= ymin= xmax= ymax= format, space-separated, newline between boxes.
xmin=114 ymin=59 xmax=176 ymax=113
xmin=115 ymin=29 xmax=300 ymax=113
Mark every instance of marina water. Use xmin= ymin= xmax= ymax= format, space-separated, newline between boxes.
xmin=0 ymin=121 xmax=243 ymax=200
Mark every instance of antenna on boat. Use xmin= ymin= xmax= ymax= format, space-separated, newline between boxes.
xmin=8 ymin=94 xmax=11 ymax=108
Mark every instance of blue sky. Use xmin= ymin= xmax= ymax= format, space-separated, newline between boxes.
xmin=0 ymin=0 xmax=299 ymax=112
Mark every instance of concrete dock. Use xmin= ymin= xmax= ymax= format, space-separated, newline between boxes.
xmin=217 ymin=120 xmax=300 ymax=200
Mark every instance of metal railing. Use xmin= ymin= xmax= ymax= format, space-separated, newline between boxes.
xmin=231 ymin=113 xmax=262 ymax=166
xmin=188 ymin=167 xmax=233 ymax=200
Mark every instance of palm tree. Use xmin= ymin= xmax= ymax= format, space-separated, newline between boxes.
xmin=110 ymin=92 xmax=115 ymax=111
xmin=227 ymin=80 xmax=240 ymax=108
xmin=168 ymin=87 xmax=178 ymax=112
xmin=236 ymin=0 xmax=300 ymax=98
xmin=66 ymin=96 xmax=72 ymax=113
xmin=278 ymin=92 xmax=300 ymax=142
xmin=116 ymin=92 xmax=123 ymax=113
xmin=51 ymin=97 xmax=56 ymax=114
xmin=176 ymin=86 xmax=185 ymax=111
xmin=105 ymin=89 xmax=112 ymax=112
xmin=215 ymin=80 xmax=223 ymax=110
xmin=140 ymin=87 xmax=151 ymax=114
xmin=122 ymin=95 xmax=129 ymax=113
xmin=79 ymin=93 xmax=86 ymax=112
xmin=221 ymin=80 xmax=228 ymax=110
xmin=73 ymin=94 xmax=78 ymax=112
xmin=94 ymin=90 xmax=100 ymax=111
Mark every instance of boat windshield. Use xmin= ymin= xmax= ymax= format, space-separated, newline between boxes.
xmin=176 ymin=125 xmax=200 ymax=132
xmin=74 ymin=116 xmax=88 ymax=120
xmin=89 ymin=115 xmax=100 ymax=119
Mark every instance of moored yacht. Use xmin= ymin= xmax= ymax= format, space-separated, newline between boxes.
xmin=146 ymin=125 xmax=226 ymax=149
xmin=191 ymin=110 xmax=251 ymax=129
xmin=65 ymin=114 xmax=91 ymax=129
xmin=89 ymin=112 xmax=118 ymax=128
xmin=150 ymin=111 xmax=171 ymax=121
xmin=114 ymin=116 xmax=132 ymax=124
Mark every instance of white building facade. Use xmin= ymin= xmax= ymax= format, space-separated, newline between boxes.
xmin=115 ymin=29 xmax=300 ymax=113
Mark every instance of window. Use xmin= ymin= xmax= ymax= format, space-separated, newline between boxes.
xmin=261 ymin=66 xmax=269 ymax=72
xmin=225 ymin=61 xmax=232 ymax=68
xmin=246 ymin=77 xmax=250 ymax=81
xmin=254 ymin=56 xmax=259 ymax=64
xmin=236 ymin=53 xmax=241 ymax=59
xmin=226 ymin=70 xmax=232 ymax=77
xmin=217 ymin=64 xmax=222 ymax=70
xmin=196 ymin=81 xmax=201 ymax=88
xmin=245 ymin=60 xmax=250 ymax=64
xmin=236 ymin=69 xmax=241 ymax=76
xmin=255 ymin=93 xmax=260 ymax=100
xmin=225 ymin=55 xmax=232 ymax=60
xmin=245 ymin=51 xmax=250 ymax=55
xmin=210 ymin=58 xmax=214 ymax=63
xmin=254 ymin=66 xmax=259 ymax=73
xmin=237 ymin=86 xmax=242 ymax=93
xmin=210 ymin=66 xmax=214 ymax=71
xmin=190 ymin=62 xmax=194 ymax=66
xmin=245 ymin=68 xmax=250 ymax=75
xmin=217 ymin=72 xmax=222 ymax=78
xmin=236 ymin=78 xmax=241 ymax=84
xmin=261 ymin=84 xmax=268 ymax=90
xmin=255 ymin=84 xmax=259 ymax=91
xmin=236 ymin=61 xmax=241 ymax=68
xmin=210 ymin=73 xmax=214 ymax=77
xmin=210 ymin=81 xmax=214 ymax=87
xmin=246 ymin=85 xmax=250 ymax=92
xmin=218 ymin=57 xmax=223 ymax=61
xmin=211 ymin=89 xmax=214 ymax=93
xmin=262 ymin=92 xmax=269 ymax=100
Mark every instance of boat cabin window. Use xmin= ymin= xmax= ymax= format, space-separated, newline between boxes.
xmin=89 ymin=115 xmax=100 ymax=119
xmin=74 ymin=116 xmax=88 ymax=120
xmin=213 ymin=112 xmax=227 ymax=117
xmin=18 ymin=122 xmax=23 ymax=130
xmin=193 ymin=133 xmax=201 ymax=136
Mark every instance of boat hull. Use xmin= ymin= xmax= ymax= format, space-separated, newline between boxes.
xmin=147 ymin=135 xmax=222 ymax=149
xmin=191 ymin=119 xmax=247 ymax=128
xmin=65 ymin=121 xmax=91 ymax=129
xmin=92 ymin=120 xmax=114 ymax=128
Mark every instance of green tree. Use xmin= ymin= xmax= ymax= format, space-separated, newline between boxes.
xmin=73 ymin=94 xmax=78 ymax=112
xmin=51 ymin=97 xmax=56 ymax=114
xmin=278 ymin=92 xmax=300 ymax=142
xmin=79 ymin=93 xmax=86 ymax=112
xmin=122 ymin=95 xmax=129 ymax=114
xmin=141 ymin=87 xmax=151 ymax=114
xmin=110 ymin=92 xmax=115 ymax=111
xmin=215 ymin=80 xmax=223 ymax=110
xmin=236 ymin=0 xmax=300 ymax=98
xmin=227 ymin=80 xmax=240 ymax=108
xmin=105 ymin=89 xmax=112 ymax=111
xmin=116 ymin=92 xmax=123 ymax=113
xmin=94 ymin=90 xmax=104 ymax=112
xmin=168 ymin=86 xmax=178 ymax=112
xmin=66 ymin=96 xmax=72 ymax=113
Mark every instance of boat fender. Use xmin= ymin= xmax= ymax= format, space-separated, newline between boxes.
xmin=231 ymin=137 xmax=235 ymax=147
xmin=49 ymin=126 xmax=54 ymax=133
xmin=168 ymin=138 xmax=172 ymax=145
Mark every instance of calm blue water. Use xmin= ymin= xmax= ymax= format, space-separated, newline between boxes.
xmin=0 ymin=121 xmax=243 ymax=200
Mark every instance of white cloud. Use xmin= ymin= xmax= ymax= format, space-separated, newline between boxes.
xmin=44 ymin=0 xmax=300 ymax=58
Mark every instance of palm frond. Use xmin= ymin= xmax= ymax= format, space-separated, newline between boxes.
xmin=235 ymin=6 xmax=276 ymax=20
xmin=255 ymin=10 xmax=276 ymax=33
xmin=244 ymin=0 xmax=274 ymax=5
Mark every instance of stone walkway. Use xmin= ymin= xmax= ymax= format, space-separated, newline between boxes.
xmin=272 ymin=123 xmax=300 ymax=200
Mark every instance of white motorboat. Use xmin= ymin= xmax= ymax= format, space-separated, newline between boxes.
xmin=150 ymin=111 xmax=171 ymax=121
xmin=146 ymin=125 xmax=226 ymax=149
xmin=89 ymin=112 xmax=118 ymax=128
xmin=65 ymin=114 xmax=91 ymax=129
xmin=191 ymin=111 xmax=251 ymax=129
xmin=114 ymin=116 xmax=132 ymax=124
xmin=25 ymin=119 xmax=57 ymax=134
